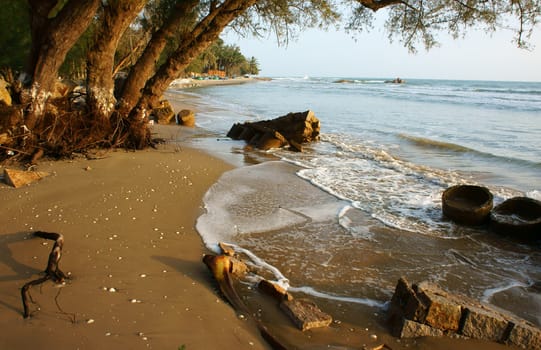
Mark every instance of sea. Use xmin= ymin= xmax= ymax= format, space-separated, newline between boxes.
xmin=168 ymin=77 xmax=541 ymax=326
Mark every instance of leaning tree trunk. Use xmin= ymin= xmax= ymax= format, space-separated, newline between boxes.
xmin=131 ymin=0 xmax=258 ymax=123
xmin=27 ymin=0 xmax=57 ymax=76
xmin=117 ymin=0 xmax=200 ymax=117
xmin=86 ymin=0 xmax=146 ymax=125
xmin=25 ymin=0 xmax=100 ymax=131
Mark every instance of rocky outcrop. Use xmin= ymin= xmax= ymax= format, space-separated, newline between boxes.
xmin=227 ymin=110 xmax=320 ymax=151
xmin=389 ymin=277 xmax=541 ymax=348
xmin=176 ymin=109 xmax=195 ymax=127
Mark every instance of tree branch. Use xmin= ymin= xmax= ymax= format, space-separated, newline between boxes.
xmin=358 ymin=0 xmax=409 ymax=11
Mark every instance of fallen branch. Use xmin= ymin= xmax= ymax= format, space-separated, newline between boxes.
xmin=21 ymin=231 xmax=68 ymax=318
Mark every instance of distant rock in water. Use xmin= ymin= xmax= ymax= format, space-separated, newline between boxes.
xmin=227 ymin=110 xmax=320 ymax=152
xmin=333 ymin=79 xmax=355 ymax=84
xmin=385 ymin=77 xmax=406 ymax=84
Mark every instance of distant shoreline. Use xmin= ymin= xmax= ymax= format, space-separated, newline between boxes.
xmin=169 ymin=76 xmax=271 ymax=89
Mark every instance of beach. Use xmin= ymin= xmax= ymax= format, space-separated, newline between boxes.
xmin=1 ymin=77 xmax=538 ymax=350
xmin=0 ymin=127 xmax=521 ymax=350
xmin=0 ymin=138 xmax=270 ymax=349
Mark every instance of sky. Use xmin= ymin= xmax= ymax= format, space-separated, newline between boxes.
xmin=223 ymin=20 xmax=541 ymax=82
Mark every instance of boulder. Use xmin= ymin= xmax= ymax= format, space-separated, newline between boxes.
xmin=176 ymin=109 xmax=195 ymax=127
xmin=227 ymin=110 xmax=320 ymax=151
xmin=151 ymin=100 xmax=175 ymax=124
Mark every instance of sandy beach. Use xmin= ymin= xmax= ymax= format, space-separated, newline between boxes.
xmin=0 ymin=139 xmax=271 ymax=349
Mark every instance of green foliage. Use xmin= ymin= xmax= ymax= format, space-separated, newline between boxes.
xmin=60 ymin=22 xmax=98 ymax=80
xmin=0 ymin=0 xmax=31 ymax=70
xmin=186 ymin=39 xmax=260 ymax=77
xmin=345 ymin=0 xmax=541 ymax=52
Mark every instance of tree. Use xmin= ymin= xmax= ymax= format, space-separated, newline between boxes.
xmin=0 ymin=0 xmax=538 ymax=161
xmin=246 ymin=56 xmax=260 ymax=75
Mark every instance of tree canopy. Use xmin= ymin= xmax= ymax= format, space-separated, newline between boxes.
xmin=0 ymin=0 xmax=538 ymax=162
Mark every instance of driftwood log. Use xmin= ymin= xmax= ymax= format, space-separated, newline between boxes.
xmin=21 ymin=231 xmax=68 ymax=318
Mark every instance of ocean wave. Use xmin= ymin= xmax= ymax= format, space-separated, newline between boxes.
xmin=398 ymin=133 xmax=474 ymax=153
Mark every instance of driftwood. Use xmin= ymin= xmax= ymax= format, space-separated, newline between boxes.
xmin=203 ymin=254 xmax=287 ymax=350
xmin=21 ymin=231 xmax=68 ymax=318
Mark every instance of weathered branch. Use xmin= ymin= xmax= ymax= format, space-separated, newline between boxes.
xmin=21 ymin=231 xmax=67 ymax=318
xmin=358 ymin=0 xmax=409 ymax=11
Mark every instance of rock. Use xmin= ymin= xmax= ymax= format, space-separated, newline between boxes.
xmin=415 ymin=281 xmax=462 ymax=331
xmin=461 ymin=304 xmax=510 ymax=341
xmin=151 ymin=100 xmax=175 ymax=124
xmin=256 ymin=131 xmax=287 ymax=150
xmin=389 ymin=277 xmax=426 ymax=323
xmin=388 ymin=278 xmax=541 ymax=349
xmin=3 ymin=169 xmax=50 ymax=188
xmin=176 ymin=109 xmax=195 ymax=127
xmin=507 ymin=320 xmax=541 ymax=349
xmin=227 ymin=110 xmax=320 ymax=151
xmin=258 ymin=279 xmax=293 ymax=302
xmin=280 ymin=298 xmax=332 ymax=331
xmin=0 ymin=78 xmax=12 ymax=106
xmin=393 ymin=318 xmax=444 ymax=338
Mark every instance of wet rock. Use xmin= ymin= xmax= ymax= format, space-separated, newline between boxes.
xmin=227 ymin=110 xmax=320 ymax=151
xmin=176 ymin=109 xmax=195 ymax=127
xmin=258 ymin=279 xmax=293 ymax=302
xmin=280 ymin=298 xmax=332 ymax=331
xmin=393 ymin=318 xmax=444 ymax=338
xmin=388 ymin=277 xmax=426 ymax=323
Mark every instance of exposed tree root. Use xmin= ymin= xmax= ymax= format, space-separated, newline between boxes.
xmin=21 ymin=231 xmax=68 ymax=319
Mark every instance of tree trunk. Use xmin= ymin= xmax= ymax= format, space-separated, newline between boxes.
xmin=86 ymin=0 xmax=146 ymax=123
xmin=117 ymin=0 xmax=199 ymax=116
xmin=25 ymin=0 xmax=100 ymax=131
xmin=133 ymin=0 xmax=257 ymax=121
xmin=27 ymin=0 xmax=57 ymax=76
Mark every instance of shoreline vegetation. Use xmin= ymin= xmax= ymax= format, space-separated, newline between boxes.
xmin=0 ymin=79 xmax=526 ymax=350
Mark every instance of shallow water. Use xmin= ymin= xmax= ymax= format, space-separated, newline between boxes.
xmin=173 ymin=77 xmax=541 ymax=327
